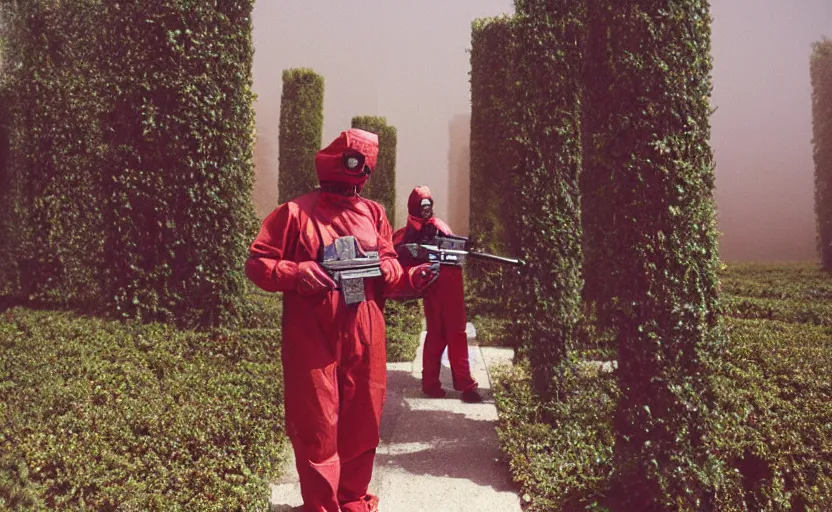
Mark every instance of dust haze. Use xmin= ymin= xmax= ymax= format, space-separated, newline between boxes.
xmin=252 ymin=0 xmax=832 ymax=262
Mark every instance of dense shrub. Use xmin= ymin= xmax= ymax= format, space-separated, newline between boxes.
xmin=468 ymin=313 xmax=513 ymax=347
xmin=720 ymin=263 xmax=832 ymax=325
xmin=511 ymin=0 xmax=585 ymax=399
xmin=0 ymin=306 xmax=287 ymax=510
xmin=723 ymin=295 xmax=832 ymax=326
xmin=241 ymin=287 xmax=283 ymax=330
xmin=720 ymin=263 xmax=832 ymax=301
xmin=0 ymin=89 xmax=15 ymax=297
xmin=578 ymin=0 xmax=619 ymax=357
xmin=493 ymin=361 xmax=619 ymax=511
xmin=0 ymin=1 xmax=260 ymax=328
xmin=708 ymin=318 xmax=832 ymax=510
xmin=493 ymin=311 xmax=832 ymax=511
xmin=278 ymin=68 xmax=324 ymax=204
xmin=384 ymin=299 xmax=424 ymax=363
xmin=349 ymin=116 xmax=397 ymax=226
xmin=467 ymin=16 xmax=520 ymax=311
xmin=811 ymin=39 xmax=832 ymax=271
xmin=578 ymin=2 xmax=727 ymax=508
xmin=0 ymin=0 xmax=110 ymax=307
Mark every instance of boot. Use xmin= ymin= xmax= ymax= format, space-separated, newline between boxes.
xmin=362 ymin=494 xmax=379 ymax=512
xmin=461 ymin=388 xmax=483 ymax=403
xmin=422 ymin=386 xmax=446 ymax=398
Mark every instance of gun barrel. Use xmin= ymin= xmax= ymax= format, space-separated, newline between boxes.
xmin=467 ymin=251 xmax=526 ymax=267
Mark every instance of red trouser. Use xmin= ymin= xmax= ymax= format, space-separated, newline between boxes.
xmin=421 ymin=266 xmax=477 ymax=393
xmin=282 ymin=291 xmax=387 ymax=512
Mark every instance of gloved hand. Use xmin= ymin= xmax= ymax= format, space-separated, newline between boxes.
xmin=409 ymin=263 xmax=440 ymax=291
xmin=380 ymin=259 xmax=403 ymax=287
xmin=296 ymin=261 xmax=337 ymax=296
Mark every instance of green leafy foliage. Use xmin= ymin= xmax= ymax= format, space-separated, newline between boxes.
xmin=492 ymin=264 xmax=832 ymax=510
xmin=492 ymin=361 xmax=619 ymax=512
xmin=511 ymin=0 xmax=585 ymax=400
xmin=350 ymin=116 xmax=397 ymax=226
xmin=0 ymin=89 xmax=15 ymax=297
xmin=278 ymin=68 xmax=324 ymax=204
xmin=707 ymin=318 xmax=832 ymax=511
xmin=384 ymin=299 xmax=424 ymax=363
xmin=811 ymin=39 xmax=832 ymax=270
xmin=1 ymin=0 xmax=111 ymax=307
xmin=720 ymin=263 xmax=832 ymax=301
xmin=579 ymin=0 xmax=619 ymax=348
xmin=469 ymin=313 xmax=514 ymax=347
xmin=0 ymin=0 xmax=260 ymax=328
xmin=0 ymin=302 xmax=287 ymax=510
xmin=467 ymin=16 xmax=521 ymax=310
xmin=576 ymin=2 xmax=727 ymax=508
xmin=720 ymin=263 xmax=832 ymax=325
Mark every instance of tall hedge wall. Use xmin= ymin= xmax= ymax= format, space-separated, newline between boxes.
xmin=0 ymin=0 xmax=109 ymax=306
xmin=511 ymin=0 xmax=585 ymax=400
xmin=467 ymin=16 xmax=520 ymax=312
xmin=811 ymin=39 xmax=832 ymax=271
xmin=351 ymin=115 xmax=397 ymax=225
xmin=0 ymin=87 xmax=16 ymax=297
xmin=591 ymin=2 xmax=726 ymax=508
xmin=580 ymin=0 xmax=619 ymax=340
xmin=278 ymin=68 xmax=323 ymax=204
xmin=0 ymin=1 xmax=259 ymax=328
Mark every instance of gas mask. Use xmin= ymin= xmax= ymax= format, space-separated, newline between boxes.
xmin=342 ymin=152 xmax=374 ymax=178
xmin=315 ymin=129 xmax=379 ymax=191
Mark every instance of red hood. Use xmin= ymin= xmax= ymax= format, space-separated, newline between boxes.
xmin=315 ymin=128 xmax=379 ymax=188
xmin=405 ymin=185 xmax=452 ymax=235
xmin=407 ymin=185 xmax=433 ymax=216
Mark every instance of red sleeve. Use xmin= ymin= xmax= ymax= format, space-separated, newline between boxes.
xmin=431 ymin=217 xmax=454 ymax=236
xmin=244 ymin=203 xmax=301 ymax=293
xmin=368 ymin=202 xmax=425 ymax=298
xmin=392 ymin=226 xmax=407 ymax=246
xmin=376 ymin=207 xmax=404 ymax=281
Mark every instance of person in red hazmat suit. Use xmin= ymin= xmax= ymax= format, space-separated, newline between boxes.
xmin=392 ymin=186 xmax=483 ymax=403
xmin=245 ymin=129 xmax=438 ymax=512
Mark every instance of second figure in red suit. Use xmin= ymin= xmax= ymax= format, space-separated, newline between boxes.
xmin=393 ymin=186 xmax=483 ymax=403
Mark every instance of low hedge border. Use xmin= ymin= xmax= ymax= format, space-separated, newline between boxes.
xmin=0 ymin=306 xmax=286 ymax=510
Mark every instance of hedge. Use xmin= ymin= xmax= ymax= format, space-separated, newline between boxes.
xmin=0 ymin=0 xmax=110 ymax=307
xmin=719 ymin=262 xmax=832 ymax=301
xmin=350 ymin=116 xmax=397 ymax=226
xmin=493 ymin=315 xmax=832 ymax=511
xmin=811 ymin=39 xmax=832 ymax=271
xmin=580 ymin=0 xmax=619 ymax=340
xmin=384 ymin=299 xmax=424 ymax=363
xmin=0 ymin=1 xmax=260 ymax=328
xmin=708 ymin=318 xmax=832 ymax=510
xmin=719 ymin=262 xmax=832 ymax=325
xmin=467 ymin=16 xmax=521 ymax=316
xmin=0 ymin=88 xmax=15 ymax=297
xmin=0 ymin=305 xmax=287 ymax=510
xmin=587 ymin=2 xmax=727 ymax=508
xmin=511 ymin=0 xmax=585 ymax=399
xmin=493 ymin=362 xmax=619 ymax=512
xmin=278 ymin=68 xmax=324 ymax=204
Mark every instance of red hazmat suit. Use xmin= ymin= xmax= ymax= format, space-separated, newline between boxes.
xmin=245 ymin=129 xmax=435 ymax=512
xmin=392 ymin=186 xmax=478 ymax=397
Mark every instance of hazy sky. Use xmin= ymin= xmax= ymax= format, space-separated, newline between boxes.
xmin=252 ymin=0 xmax=831 ymax=262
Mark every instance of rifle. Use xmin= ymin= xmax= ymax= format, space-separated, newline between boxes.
xmin=396 ymin=234 xmax=526 ymax=268
xmin=319 ymin=236 xmax=382 ymax=305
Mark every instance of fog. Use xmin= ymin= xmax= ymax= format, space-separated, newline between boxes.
xmin=252 ymin=0 xmax=831 ymax=262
